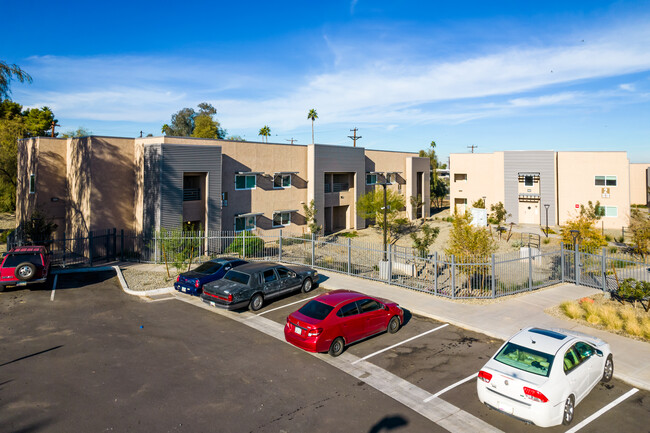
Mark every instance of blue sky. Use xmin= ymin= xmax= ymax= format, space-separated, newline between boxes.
xmin=3 ymin=1 xmax=650 ymax=162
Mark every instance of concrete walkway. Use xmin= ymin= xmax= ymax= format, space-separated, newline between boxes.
xmin=317 ymin=271 xmax=650 ymax=391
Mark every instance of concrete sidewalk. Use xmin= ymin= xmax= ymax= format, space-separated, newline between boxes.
xmin=317 ymin=271 xmax=650 ymax=391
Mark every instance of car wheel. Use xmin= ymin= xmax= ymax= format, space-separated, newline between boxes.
xmin=301 ymin=278 xmax=313 ymax=293
xmin=249 ymin=293 xmax=264 ymax=311
xmin=387 ymin=316 xmax=401 ymax=334
xmin=562 ymin=395 xmax=575 ymax=426
xmin=602 ymin=355 xmax=614 ymax=382
xmin=15 ymin=262 xmax=36 ymax=281
xmin=328 ymin=337 xmax=345 ymax=357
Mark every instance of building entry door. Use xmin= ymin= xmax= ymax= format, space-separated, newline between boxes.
xmin=519 ymin=202 xmax=539 ymax=224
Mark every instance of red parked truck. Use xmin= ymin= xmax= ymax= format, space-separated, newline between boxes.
xmin=0 ymin=246 xmax=51 ymax=291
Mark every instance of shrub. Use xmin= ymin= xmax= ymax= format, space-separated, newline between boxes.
xmin=511 ymin=240 xmax=525 ymax=249
xmin=604 ymin=234 xmax=613 ymax=242
xmin=624 ymin=319 xmax=643 ymax=337
xmin=542 ymin=238 xmax=550 ymax=245
xmin=0 ymin=228 xmax=13 ymax=244
xmin=608 ymin=246 xmax=618 ymax=253
xmin=641 ymin=316 xmax=650 ymax=339
xmin=560 ymin=301 xmax=582 ymax=320
xmin=581 ymin=302 xmax=600 ymax=325
xmin=339 ymin=231 xmax=358 ymax=238
xmin=225 ymin=232 xmax=265 ymax=257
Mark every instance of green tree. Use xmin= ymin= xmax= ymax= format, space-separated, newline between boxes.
xmin=227 ymin=135 xmax=246 ymax=141
xmin=472 ymin=198 xmax=485 ymax=209
xmin=410 ymin=194 xmax=423 ymax=219
xmin=61 ymin=127 xmax=92 ymax=138
xmin=1 ymin=61 xmax=32 ymax=100
xmin=489 ymin=202 xmax=510 ymax=228
xmin=560 ymin=201 xmax=606 ymax=250
xmin=162 ymin=103 xmax=226 ymax=138
xmin=302 ymin=199 xmax=321 ymax=234
xmin=307 ymin=109 xmax=318 ymax=144
xmin=419 ymin=140 xmax=448 ymax=208
xmin=410 ymin=224 xmax=440 ymax=257
xmin=628 ymin=208 xmax=650 ymax=258
xmin=445 ymin=211 xmax=496 ymax=259
xmin=258 ymin=125 xmax=271 ymax=143
xmin=22 ymin=106 xmax=57 ymax=137
xmin=22 ymin=209 xmax=58 ymax=244
xmin=357 ymin=188 xmax=405 ymax=241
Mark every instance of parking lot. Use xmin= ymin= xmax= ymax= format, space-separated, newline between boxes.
xmin=1 ymin=272 xmax=648 ymax=432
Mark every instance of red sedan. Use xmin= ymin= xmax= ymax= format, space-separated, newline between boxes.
xmin=284 ymin=290 xmax=404 ymax=357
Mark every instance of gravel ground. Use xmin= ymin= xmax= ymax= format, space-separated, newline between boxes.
xmin=121 ymin=267 xmax=178 ymax=292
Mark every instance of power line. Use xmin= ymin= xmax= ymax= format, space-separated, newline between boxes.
xmin=467 ymin=145 xmax=478 ymax=153
xmin=348 ymin=127 xmax=362 ymax=147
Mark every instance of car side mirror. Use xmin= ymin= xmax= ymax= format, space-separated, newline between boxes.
xmin=595 ymin=349 xmax=603 ymax=357
xmin=225 ymin=266 xmax=231 ymax=270
xmin=290 ymin=272 xmax=297 ymax=278
xmin=382 ymin=304 xmax=389 ymax=311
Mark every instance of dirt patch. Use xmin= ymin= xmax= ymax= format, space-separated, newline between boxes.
xmin=121 ymin=268 xmax=178 ymax=292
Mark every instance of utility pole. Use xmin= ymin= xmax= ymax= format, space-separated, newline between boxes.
xmin=50 ymin=120 xmax=60 ymax=137
xmin=140 ymin=131 xmax=143 ymax=138
xmin=348 ymin=127 xmax=362 ymax=147
xmin=467 ymin=145 xmax=478 ymax=153
xmin=286 ymin=138 xmax=298 ymax=145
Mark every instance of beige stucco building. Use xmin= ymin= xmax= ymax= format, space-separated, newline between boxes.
xmin=450 ymin=151 xmax=649 ymax=230
xmin=17 ymin=135 xmax=430 ymax=238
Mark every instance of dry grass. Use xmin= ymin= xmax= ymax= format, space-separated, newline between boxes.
xmin=554 ymin=294 xmax=650 ymax=342
xmin=560 ymin=301 xmax=582 ymax=319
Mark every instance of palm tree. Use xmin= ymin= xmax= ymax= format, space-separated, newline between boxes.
xmin=0 ymin=61 xmax=32 ymax=100
xmin=307 ymin=109 xmax=318 ymax=144
xmin=258 ymin=125 xmax=271 ymax=143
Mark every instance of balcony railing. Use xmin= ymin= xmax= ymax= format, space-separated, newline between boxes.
xmin=183 ymin=188 xmax=200 ymax=201
xmin=325 ymin=183 xmax=349 ymax=193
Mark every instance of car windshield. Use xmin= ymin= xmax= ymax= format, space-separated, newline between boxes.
xmin=192 ymin=262 xmax=223 ymax=274
xmin=224 ymin=270 xmax=250 ymax=285
xmin=2 ymin=254 xmax=42 ymax=268
xmin=494 ymin=342 xmax=554 ymax=377
xmin=298 ymin=300 xmax=334 ymax=321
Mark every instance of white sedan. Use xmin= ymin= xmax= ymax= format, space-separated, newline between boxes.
xmin=477 ymin=327 xmax=613 ymax=427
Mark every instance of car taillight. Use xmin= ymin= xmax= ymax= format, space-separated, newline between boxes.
xmin=307 ymin=328 xmax=322 ymax=337
xmin=195 ymin=280 xmax=201 ymax=289
xmin=478 ymin=370 xmax=492 ymax=383
xmin=227 ymin=293 xmax=233 ymax=302
xmin=176 ymin=275 xmax=180 ymax=282
xmin=523 ymin=387 xmax=548 ymax=403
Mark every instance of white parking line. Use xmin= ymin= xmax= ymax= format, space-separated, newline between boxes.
xmin=351 ymin=323 xmax=449 ymax=365
xmin=256 ymin=295 xmax=317 ymax=316
xmin=423 ymin=373 xmax=477 ymax=402
xmin=50 ymin=274 xmax=58 ymax=301
xmin=564 ymin=387 xmax=639 ymax=433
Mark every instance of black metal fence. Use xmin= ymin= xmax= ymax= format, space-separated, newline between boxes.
xmin=8 ymin=228 xmax=650 ymax=298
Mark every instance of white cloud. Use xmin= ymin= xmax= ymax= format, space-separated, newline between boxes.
xmin=15 ymin=20 xmax=650 ymax=133
xmin=619 ymin=83 xmax=635 ymax=91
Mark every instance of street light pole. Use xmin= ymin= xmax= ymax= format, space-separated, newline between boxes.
xmin=544 ymin=204 xmax=550 ymax=237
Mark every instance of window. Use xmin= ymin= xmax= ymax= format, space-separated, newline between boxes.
xmin=272 ymin=212 xmax=291 ymax=227
xmin=29 ymin=174 xmax=35 ymax=194
xmin=595 ymin=176 xmax=617 ymax=187
xmin=563 ymin=345 xmax=587 ymax=374
xmin=224 ymin=270 xmax=250 ymax=285
xmin=297 ymin=300 xmax=334 ymax=320
xmin=494 ymin=342 xmax=554 ymax=377
xmin=222 ymin=192 xmax=228 ymax=207
xmin=234 ymin=215 xmax=257 ymax=231
xmin=337 ymin=302 xmax=360 ymax=318
xmin=263 ymin=269 xmax=277 ymax=283
xmin=604 ymin=206 xmax=618 ymax=217
xmin=273 ymin=174 xmax=291 ymax=189
xmin=454 ymin=173 xmax=467 ymax=182
xmin=366 ymin=174 xmax=378 ymax=185
xmin=235 ymin=174 xmax=256 ymax=190
xmin=524 ymin=175 xmax=534 ymax=187
xmin=358 ymin=299 xmax=382 ymax=313
xmin=277 ymin=267 xmax=291 ymax=279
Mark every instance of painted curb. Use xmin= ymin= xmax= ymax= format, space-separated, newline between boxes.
xmin=112 ymin=265 xmax=174 ymax=297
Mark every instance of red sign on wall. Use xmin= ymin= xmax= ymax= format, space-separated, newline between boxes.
xmin=575 ymin=204 xmax=580 ymax=209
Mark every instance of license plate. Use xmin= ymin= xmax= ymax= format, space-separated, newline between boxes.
xmin=17 ymin=282 xmax=26 ymax=286
xmin=182 ymin=287 xmax=186 ymax=292
xmin=498 ymin=402 xmax=513 ymax=414
xmin=294 ymin=327 xmax=302 ymax=335
xmin=210 ymin=301 xmax=216 ymax=307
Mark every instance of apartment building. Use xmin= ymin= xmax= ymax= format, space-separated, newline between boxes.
xmin=17 ymin=135 xmax=430 ymax=238
xmin=450 ymin=151 xmax=648 ymax=229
